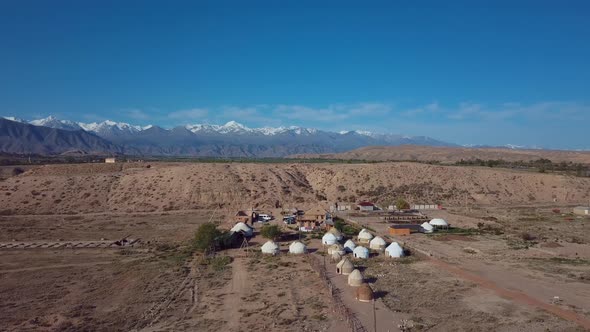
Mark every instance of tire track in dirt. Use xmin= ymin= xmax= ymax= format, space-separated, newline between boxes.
xmin=222 ymin=257 xmax=247 ymax=331
xmin=427 ymin=257 xmax=590 ymax=330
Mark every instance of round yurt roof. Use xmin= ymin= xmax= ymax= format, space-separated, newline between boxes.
xmin=261 ymin=240 xmax=279 ymax=254
xmin=429 ymin=218 xmax=449 ymax=226
xmin=356 ymin=284 xmax=373 ymax=302
xmin=231 ymin=222 xmax=253 ymax=236
xmin=336 ymin=257 xmax=354 ymax=274
xmin=348 ymin=269 xmax=364 ymax=286
xmin=331 ymin=252 xmax=342 ymax=262
xmin=353 ymin=246 xmax=370 ymax=258
xmin=369 ymin=236 xmax=386 ymax=247
xmin=358 ymin=231 xmax=374 ymax=241
xmin=328 ymin=228 xmax=344 ymax=239
xmin=343 ymin=239 xmax=356 ymax=251
xmin=385 ymin=242 xmax=404 ymax=258
xmin=421 ymin=222 xmax=434 ymax=230
xmin=322 ymin=232 xmax=338 ymax=245
xmin=327 ymin=243 xmax=345 ymax=255
xmin=289 ymin=241 xmax=306 ymax=254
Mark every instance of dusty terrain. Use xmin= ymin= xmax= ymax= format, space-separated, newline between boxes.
xmin=293 ymin=145 xmax=590 ymax=164
xmin=1 ymin=162 xmax=589 ymax=215
xmin=1 ymin=162 xmax=589 ymax=331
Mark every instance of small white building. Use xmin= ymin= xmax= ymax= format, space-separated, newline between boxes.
xmin=421 ymin=222 xmax=434 ymax=234
xmin=230 ymin=222 xmax=254 ymax=237
xmin=573 ymin=206 xmax=590 ymax=216
xmin=358 ymin=229 xmax=374 ymax=244
xmin=105 ymin=157 xmax=116 ymax=163
xmin=429 ymin=218 xmax=449 ymax=229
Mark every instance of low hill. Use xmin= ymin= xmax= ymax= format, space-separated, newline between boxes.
xmin=1 ymin=162 xmax=589 ymax=215
xmin=291 ymin=145 xmax=590 ymax=164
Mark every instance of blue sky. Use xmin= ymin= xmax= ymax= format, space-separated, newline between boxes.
xmin=1 ymin=1 xmax=589 ymax=149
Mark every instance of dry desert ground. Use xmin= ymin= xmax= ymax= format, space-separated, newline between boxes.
xmin=0 ymin=161 xmax=589 ymax=331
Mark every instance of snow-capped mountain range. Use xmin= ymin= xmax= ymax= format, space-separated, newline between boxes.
xmin=1 ymin=115 xmax=455 ymax=157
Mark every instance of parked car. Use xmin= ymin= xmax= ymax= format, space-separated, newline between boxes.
xmin=283 ymin=215 xmax=296 ymax=224
xmin=258 ymin=214 xmax=272 ymax=222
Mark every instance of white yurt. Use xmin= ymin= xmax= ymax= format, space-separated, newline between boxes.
xmin=421 ymin=222 xmax=434 ymax=233
xmin=289 ymin=241 xmax=307 ymax=254
xmin=328 ymin=228 xmax=344 ymax=241
xmin=343 ymin=239 xmax=356 ymax=253
xmin=369 ymin=236 xmax=387 ymax=251
xmin=336 ymin=257 xmax=355 ymax=275
xmin=230 ymin=222 xmax=254 ymax=237
xmin=353 ymin=246 xmax=370 ymax=259
xmin=327 ymin=244 xmax=345 ymax=256
xmin=322 ymin=232 xmax=338 ymax=245
xmin=429 ymin=218 xmax=449 ymax=228
xmin=261 ymin=240 xmax=280 ymax=255
xmin=348 ymin=269 xmax=364 ymax=286
xmin=385 ymin=242 xmax=404 ymax=258
xmin=358 ymin=230 xmax=374 ymax=244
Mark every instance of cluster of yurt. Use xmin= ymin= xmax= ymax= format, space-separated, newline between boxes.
xmin=288 ymin=241 xmax=307 ymax=254
xmin=261 ymin=240 xmax=280 ymax=255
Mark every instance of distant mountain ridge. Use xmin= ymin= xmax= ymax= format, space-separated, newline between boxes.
xmin=1 ymin=115 xmax=454 ymax=156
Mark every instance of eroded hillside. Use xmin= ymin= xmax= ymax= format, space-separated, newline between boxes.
xmin=1 ymin=162 xmax=589 ymax=215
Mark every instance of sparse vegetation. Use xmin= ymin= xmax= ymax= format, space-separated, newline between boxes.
xmin=260 ymin=224 xmax=282 ymax=240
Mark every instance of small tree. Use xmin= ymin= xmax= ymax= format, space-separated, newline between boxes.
xmin=334 ymin=218 xmax=345 ymax=232
xmin=193 ymin=222 xmax=222 ymax=252
xmin=260 ymin=224 xmax=282 ymax=240
xmin=396 ymin=198 xmax=410 ymax=210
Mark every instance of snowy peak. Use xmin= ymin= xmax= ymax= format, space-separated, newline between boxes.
xmin=29 ymin=116 xmax=83 ymax=131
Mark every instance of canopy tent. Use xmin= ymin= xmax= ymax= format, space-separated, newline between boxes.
xmin=230 ymin=222 xmax=254 ymax=237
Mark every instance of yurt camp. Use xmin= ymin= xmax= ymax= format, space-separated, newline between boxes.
xmin=322 ymin=232 xmax=338 ymax=245
xmin=385 ymin=242 xmax=404 ymax=258
xmin=288 ymin=241 xmax=307 ymax=254
xmin=343 ymin=239 xmax=356 ymax=253
xmin=230 ymin=222 xmax=254 ymax=237
xmin=261 ymin=240 xmax=280 ymax=255
xmin=347 ymin=269 xmax=364 ymax=286
xmin=355 ymin=284 xmax=374 ymax=302
xmin=336 ymin=257 xmax=354 ymax=275
xmin=353 ymin=246 xmax=370 ymax=259
xmin=369 ymin=236 xmax=387 ymax=251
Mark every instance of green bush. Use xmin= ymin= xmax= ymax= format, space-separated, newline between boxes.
xmin=193 ymin=222 xmax=222 ymax=252
xmin=260 ymin=224 xmax=282 ymax=240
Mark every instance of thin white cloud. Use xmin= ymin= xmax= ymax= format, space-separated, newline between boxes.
xmin=125 ymin=108 xmax=150 ymax=120
xmin=168 ymin=108 xmax=209 ymax=120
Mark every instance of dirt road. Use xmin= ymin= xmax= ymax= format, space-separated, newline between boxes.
xmin=223 ymin=256 xmax=248 ymax=331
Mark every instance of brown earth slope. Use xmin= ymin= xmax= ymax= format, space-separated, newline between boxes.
xmin=292 ymin=145 xmax=590 ymax=164
xmin=0 ymin=162 xmax=589 ymax=215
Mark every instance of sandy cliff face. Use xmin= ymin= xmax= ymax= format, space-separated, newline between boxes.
xmin=0 ymin=162 xmax=588 ymax=215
